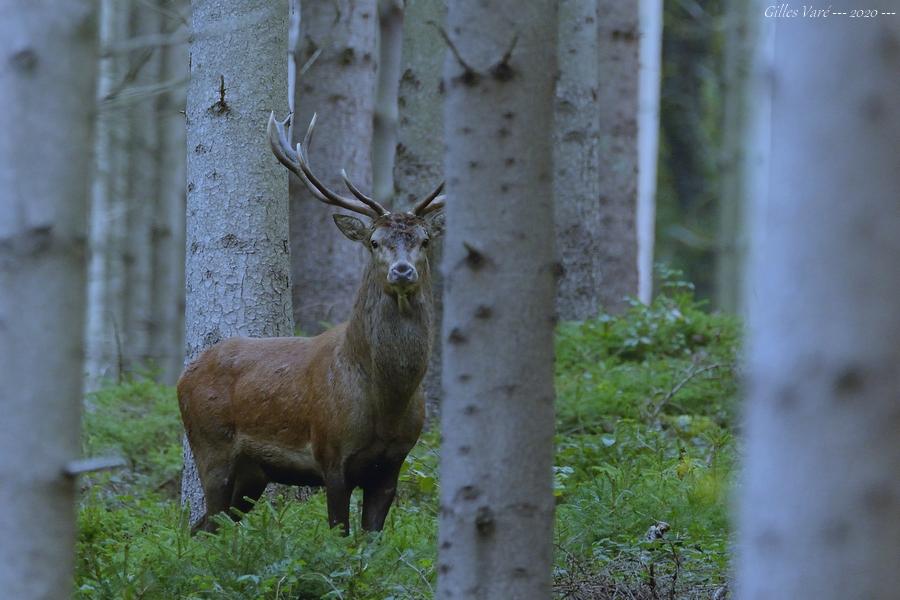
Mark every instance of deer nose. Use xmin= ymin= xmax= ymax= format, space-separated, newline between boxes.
xmin=389 ymin=262 xmax=418 ymax=284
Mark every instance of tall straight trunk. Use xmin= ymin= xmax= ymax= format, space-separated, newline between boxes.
xmin=394 ymin=0 xmax=445 ymax=422
xmin=595 ymin=0 xmax=639 ymax=313
xmin=554 ymin=0 xmax=601 ymax=321
xmin=85 ymin=0 xmax=130 ymax=390
xmin=151 ymin=2 xmax=189 ymax=385
xmin=636 ymin=0 xmax=661 ymax=304
xmin=715 ymin=0 xmax=753 ymax=313
xmin=124 ymin=2 xmax=163 ymax=373
xmin=182 ymin=0 xmax=293 ymax=524
xmin=0 ymin=0 xmax=97 ymax=595
xmin=291 ymin=0 xmax=377 ymax=334
xmin=372 ymin=0 xmax=403 ymax=204
xmin=437 ymin=2 xmax=558 ymax=597
xmin=738 ymin=13 xmax=900 ymax=600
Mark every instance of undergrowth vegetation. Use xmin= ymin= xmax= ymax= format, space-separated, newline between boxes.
xmin=76 ymin=269 xmax=740 ymax=599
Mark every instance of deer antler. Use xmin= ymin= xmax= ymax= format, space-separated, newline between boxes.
xmin=268 ymin=112 xmax=390 ymax=218
xmin=412 ymin=181 xmax=446 ymax=216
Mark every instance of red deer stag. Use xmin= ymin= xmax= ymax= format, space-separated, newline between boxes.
xmin=177 ymin=112 xmax=445 ymax=534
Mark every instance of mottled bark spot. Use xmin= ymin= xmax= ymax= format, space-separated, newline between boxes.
xmin=458 ymin=373 xmax=472 ymax=382
xmin=456 ymin=485 xmax=480 ymax=501
xmin=463 ymin=404 xmax=478 ymax=415
xmin=9 ymin=48 xmax=38 ymax=72
xmin=203 ymin=328 xmax=222 ymax=348
xmin=611 ymin=28 xmax=638 ymax=42
xmin=194 ymin=143 xmax=208 ymax=154
xmin=511 ymin=567 xmax=529 ymax=578
xmin=448 ymin=327 xmax=467 ymax=344
xmin=504 ymin=157 xmax=516 ymax=167
xmin=458 ymin=445 xmax=471 ymax=455
xmin=834 ymin=366 xmax=864 ymax=396
xmin=462 ymin=242 xmax=486 ymax=270
xmin=438 ymin=563 xmax=451 ymax=574
xmin=754 ymin=528 xmax=782 ymax=550
xmin=474 ymin=305 xmax=492 ymax=319
xmin=340 ymin=47 xmax=355 ymax=65
xmin=475 ymin=506 xmax=494 ymax=535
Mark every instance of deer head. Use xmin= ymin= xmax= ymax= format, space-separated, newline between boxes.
xmin=267 ymin=112 xmax=445 ymax=298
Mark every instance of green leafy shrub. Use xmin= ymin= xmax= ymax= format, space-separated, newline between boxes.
xmin=76 ymin=268 xmax=739 ymax=599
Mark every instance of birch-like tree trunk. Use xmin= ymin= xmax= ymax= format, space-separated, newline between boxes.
xmin=738 ymin=14 xmax=900 ymax=600
xmin=372 ymin=0 xmax=403 ymax=204
xmin=715 ymin=0 xmax=753 ymax=313
xmin=151 ymin=1 xmax=189 ymax=385
xmin=0 ymin=1 xmax=97 ymax=595
xmin=595 ymin=0 xmax=639 ymax=313
xmin=395 ymin=0 xmax=445 ymax=421
xmin=554 ymin=0 xmax=601 ymax=321
xmin=437 ymin=2 xmax=558 ymax=597
xmin=124 ymin=2 xmax=163 ymax=373
xmin=636 ymin=0 xmax=661 ymax=304
xmin=182 ymin=0 xmax=293 ymax=524
xmin=85 ymin=0 xmax=130 ymax=390
xmin=291 ymin=0 xmax=376 ymax=334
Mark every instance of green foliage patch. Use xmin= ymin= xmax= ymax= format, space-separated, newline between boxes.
xmin=76 ymin=269 xmax=740 ymax=599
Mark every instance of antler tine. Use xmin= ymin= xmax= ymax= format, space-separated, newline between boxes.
xmin=341 ymin=169 xmax=389 ymax=216
xmin=412 ymin=181 xmax=446 ymax=215
xmin=267 ymin=112 xmax=379 ymax=218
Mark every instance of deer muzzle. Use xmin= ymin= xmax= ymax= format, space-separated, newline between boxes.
xmin=388 ymin=261 xmax=418 ymax=287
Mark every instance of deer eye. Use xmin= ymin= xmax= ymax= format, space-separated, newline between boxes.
xmin=370 ymin=239 xmax=379 ymax=249
xmin=421 ymin=238 xmax=429 ymax=249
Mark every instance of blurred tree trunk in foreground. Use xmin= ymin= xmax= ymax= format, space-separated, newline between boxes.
xmin=738 ymin=13 xmax=900 ymax=599
xmin=437 ymin=2 xmax=558 ymax=597
xmin=553 ymin=0 xmax=601 ymax=321
xmin=395 ymin=0 xmax=445 ymax=422
xmin=637 ymin=0 xmax=661 ymax=304
xmin=595 ymin=0 xmax=639 ymax=313
xmin=291 ymin=0 xmax=376 ymax=334
xmin=182 ymin=0 xmax=293 ymax=525
xmin=372 ymin=0 xmax=403 ymax=204
xmin=0 ymin=0 xmax=98 ymax=595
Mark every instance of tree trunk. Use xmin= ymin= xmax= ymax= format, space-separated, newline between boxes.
xmin=372 ymin=0 xmax=403 ymax=204
xmin=0 ymin=0 xmax=97 ymax=595
xmin=554 ymin=0 xmax=601 ymax=321
xmin=85 ymin=0 xmax=130 ymax=390
xmin=437 ymin=2 xmax=558 ymax=598
xmin=151 ymin=2 xmax=189 ymax=385
xmin=636 ymin=0 xmax=661 ymax=304
xmin=124 ymin=2 xmax=163 ymax=373
xmin=738 ymin=13 xmax=900 ymax=600
xmin=595 ymin=0 xmax=639 ymax=313
xmin=291 ymin=0 xmax=377 ymax=334
xmin=182 ymin=0 xmax=293 ymax=525
xmin=714 ymin=0 xmax=753 ymax=314
xmin=394 ymin=0 xmax=445 ymax=422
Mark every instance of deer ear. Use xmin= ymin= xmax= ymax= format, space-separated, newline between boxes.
xmin=333 ymin=214 xmax=369 ymax=242
xmin=426 ymin=211 xmax=445 ymax=238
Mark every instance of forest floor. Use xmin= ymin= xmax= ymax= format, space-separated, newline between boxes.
xmin=76 ymin=270 xmax=739 ymax=600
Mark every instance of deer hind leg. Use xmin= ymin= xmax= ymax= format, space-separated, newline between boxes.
xmin=361 ymin=460 xmax=404 ymax=532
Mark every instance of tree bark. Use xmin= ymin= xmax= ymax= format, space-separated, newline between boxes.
xmin=291 ymin=0 xmax=377 ymax=334
xmin=395 ymin=0 xmax=445 ymax=422
xmin=124 ymin=2 xmax=163 ymax=373
xmin=714 ymin=0 xmax=753 ymax=314
xmin=636 ymin=0 xmax=661 ymax=304
xmin=182 ymin=0 xmax=293 ymax=525
xmin=0 ymin=0 xmax=97 ymax=595
xmin=85 ymin=0 xmax=130 ymax=390
xmin=437 ymin=2 xmax=558 ymax=598
xmin=372 ymin=0 xmax=403 ymax=204
xmin=738 ymin=12 xmax=900 ymax=600
xmin=554 ymin=0 xmax=601 ymax=321
xmin=151 ymin=1 xmax=189 ymax=385
xmin=595 ymin=0 xmax=639 ymax=313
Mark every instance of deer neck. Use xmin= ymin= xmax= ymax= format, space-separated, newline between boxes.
xmin=342 ymin=261 xmax=434 ymax=406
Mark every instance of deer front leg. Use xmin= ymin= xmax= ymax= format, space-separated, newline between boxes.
xmin=325 ymin=475 xmax=352 ymax=535
xmin=361 ymin=460 xmax=403 ymax=532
